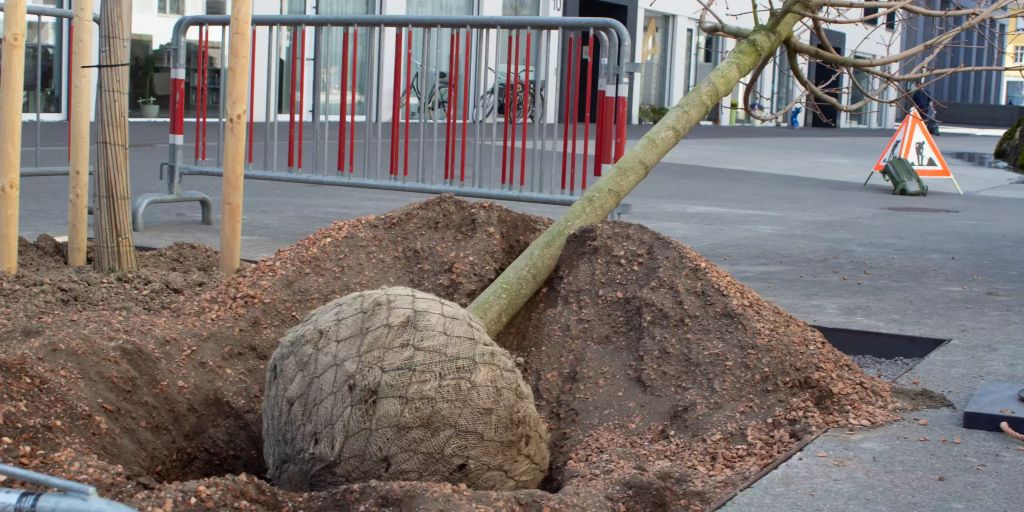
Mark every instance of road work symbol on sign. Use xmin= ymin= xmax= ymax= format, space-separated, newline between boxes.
xmin=868 ymin=108 xmax=962 ymax=194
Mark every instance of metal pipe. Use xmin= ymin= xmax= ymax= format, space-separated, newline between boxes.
xmin=34 ymin=15 xmax=41 ymax=169
xmin=311 ymin=25 xmax=322 ymax=173
xmin=179 ymin=164 xmax=575 ymax=206
xmin=218 ymin=25 xmax=227 ymax=167
xmin=171 ymin=15 xmax=629 ymax=45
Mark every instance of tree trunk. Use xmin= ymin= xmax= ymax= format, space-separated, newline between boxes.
xmin=468 ymin=3 xmax=808 ymax=337
xmin=219 ymin=0 xmax=253 ymax=274
xmin=0 ymin=0 xmax=27 ymax=275
xmin=67 ymin=0 xmax=95 ymax=267
xmin=93 ymin=0 xmax=138 ymax=272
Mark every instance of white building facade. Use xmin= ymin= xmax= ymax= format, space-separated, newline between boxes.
xmin=7 ymin=0 xmax=897 ymax=129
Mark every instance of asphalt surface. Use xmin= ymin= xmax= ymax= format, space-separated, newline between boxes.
xmin=15 ymin=120 xmax=1024 ymax=511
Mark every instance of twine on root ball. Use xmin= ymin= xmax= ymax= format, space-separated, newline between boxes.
xmin=262 ymin=287 xmax=550 ymax=491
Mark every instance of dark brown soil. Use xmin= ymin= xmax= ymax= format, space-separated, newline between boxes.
xmin=0 ymin=195 xmax=899 ymax=511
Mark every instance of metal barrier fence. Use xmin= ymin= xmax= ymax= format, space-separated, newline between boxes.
xmin=0 ymin=3 xmax=97 ymax=177
xmin=132 ymin=14 xmax=632 ymax=231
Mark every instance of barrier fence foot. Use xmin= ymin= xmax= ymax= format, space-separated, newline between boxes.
xmin=132 ymin=191 xmax=215 ymax=232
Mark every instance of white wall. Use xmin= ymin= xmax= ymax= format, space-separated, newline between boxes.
xmin=39 ymin=0 xmax=900 ymax=129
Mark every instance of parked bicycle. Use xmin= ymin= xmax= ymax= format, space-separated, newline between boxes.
xmin=474 ymin=66 xmax=545 ymax=122
xmin=399 ymin=59 xmax=449 ymax=121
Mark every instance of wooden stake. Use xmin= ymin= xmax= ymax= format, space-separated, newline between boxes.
xmin=220 ymin=0 xmax=253 ymax=274
xmin=0 ymin=0 xmax=27 ymax=275
xmin=67 ymin=0 xmax=94 ymax=267
xmin=93 ymin=0 xmax=138 ymax=272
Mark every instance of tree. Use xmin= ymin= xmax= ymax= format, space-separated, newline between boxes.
xmin=93 ymin=0 xmax=138 ymax=272
xmin=468 ymin=0 xmax=1018 ymax=335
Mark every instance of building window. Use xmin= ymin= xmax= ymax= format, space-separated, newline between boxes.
xmin=639 ymin=11 xmax=672 ymax=115
xmin=1017 ymin=16 xmax=1024 ymax=32
xmin=863 ymin=7 xmax=878 ymax=26
xmin=885 ymin=11 xmax=896 ymax=30
xmin=1007 ymin=81 xmax=1024 ymax=105
xmin=206 ymin=1 xmax=227 ymax=15
xmin=1016 ymin=46 xmax=1024 ymax=64
xmin=158 ymin=0 xmax=184 ymax=15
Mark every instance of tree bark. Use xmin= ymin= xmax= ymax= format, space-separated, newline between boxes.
xmin=0 ymin=0 xmax=27 ymax=275
xmin=93 ymin=0 xmax=138 ymax=272
xmin=468 ymin=3 xmax=809 ymax=337
xmin=219 ymin=0 xmax=253 ymax=274
xmin=67 ymin=0 xmax=95 ymax=267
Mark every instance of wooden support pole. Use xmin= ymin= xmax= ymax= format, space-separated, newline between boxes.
xmin=93 ymin=0 xmax=138 ymax=272
xmin=0 ymin=0 xmax=27 ymax=275
xmin=219 ymin=0 xmax=253 ymax=273
xmin=67 ymin=0 xmax=94 ymax=267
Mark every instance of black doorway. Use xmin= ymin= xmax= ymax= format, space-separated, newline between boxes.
xmin=808 ymin=29 xmax=846 ymax=128
xmin=564 ymin=0 xmax=632 ymax=122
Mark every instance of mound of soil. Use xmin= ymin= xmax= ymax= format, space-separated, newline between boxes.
xmin=0 ymin=196 xmax=898 ymax=511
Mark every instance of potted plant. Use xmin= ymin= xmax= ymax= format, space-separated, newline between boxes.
xmin=136 ymin=53 xmax=159 ymax=118
xmin=138 ymin=96 xmax=159 ymax=118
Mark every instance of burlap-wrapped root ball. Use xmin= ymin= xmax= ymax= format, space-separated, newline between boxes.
xmin=262 ymin=287 xmax=550 ymax=492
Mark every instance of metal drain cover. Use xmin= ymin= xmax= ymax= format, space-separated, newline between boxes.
xmin=883 ymin=207 xmax=959 ymax=213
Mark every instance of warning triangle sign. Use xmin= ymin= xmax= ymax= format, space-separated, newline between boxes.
xmin=871 ymin=109 xmax=961 ymax=193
